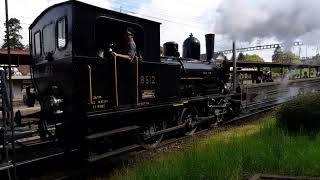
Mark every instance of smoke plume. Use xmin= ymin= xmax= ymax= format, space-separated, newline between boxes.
xmin=215 ymin=0 xmax=320 ymax=45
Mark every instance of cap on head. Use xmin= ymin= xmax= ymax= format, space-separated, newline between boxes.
xmin=126 ymin=27 xmax=135 ymax=36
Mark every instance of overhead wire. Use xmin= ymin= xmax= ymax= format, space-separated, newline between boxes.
xmin=111 ymin=0 xmax=202 ymax=17
xmin=0 ymin=1 xmax=213 ymax=32
xmin=109 ymin=1 xmax=214 ymax=29
xmin=8 ymin=1 xmax=318 ymax=54
xmin=109 ymin=6 xmax=209 ymax=30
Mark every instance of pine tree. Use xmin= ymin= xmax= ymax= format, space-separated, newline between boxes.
xmin=237 ymin=52 xmax=245 ymax=61
xmin=272 ymin=46 xmax=283 ymax=63
xmin=2 ymin=18 xmax=24 ymax=50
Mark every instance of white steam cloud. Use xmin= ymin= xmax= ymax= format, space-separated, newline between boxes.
xmin=216 ymin=0 xmax=320 ymax=45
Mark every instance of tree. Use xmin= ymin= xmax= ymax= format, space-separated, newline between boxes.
xmin=237 ymin=52 xmax=245 ymax=61
xmin=283 ymin=52 xmax=301 ymax=64
xmin=2 ymin=18 xmax=24 ymax=50
xmin=272 ymin=46 xmax=283 ymax=62
xmin=272 ymin=46 xmax=301 ymax=64
xmin=244 ymin=54 xmax=264 ymax=62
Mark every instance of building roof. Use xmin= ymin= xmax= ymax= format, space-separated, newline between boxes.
xmin=0 ymin=49 xmax=30 ymax=55
xmin=0 ymin=49 xmax=32 ymax=65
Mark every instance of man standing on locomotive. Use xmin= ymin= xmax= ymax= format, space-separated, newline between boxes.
xmin=111 ymin=28 xmax=136 ymax=61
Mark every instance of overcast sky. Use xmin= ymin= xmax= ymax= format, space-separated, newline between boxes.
xmin=0 ymin=0 xmax=318 ymax=61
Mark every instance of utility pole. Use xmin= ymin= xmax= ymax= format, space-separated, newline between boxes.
xmin=233 ymin=41 xmax=237 ymax=92
xmin=5 ymin=0 xmax=16 ymax=178
xmin=306 ymin=45 xmax=308 ymax=58
xmin=298 ymin=45 xmax=301 ymax=58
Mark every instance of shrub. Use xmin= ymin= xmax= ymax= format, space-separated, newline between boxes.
xmin=276 ymin=93 xmax=320 ymax=134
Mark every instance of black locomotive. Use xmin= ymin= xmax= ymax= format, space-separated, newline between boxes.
xmin=2 ymin=0 xmax=241 ymax=163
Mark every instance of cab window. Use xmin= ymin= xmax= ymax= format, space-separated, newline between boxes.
xmin=34 ymin=31 xmax=42 ymax=56
xmin=57 ymin=18 xmax=67 ymax=49
xmin=95 ymin=17 xmax=144 ymax=58
xmin=43 ymin=23 xmax=55 ymax=53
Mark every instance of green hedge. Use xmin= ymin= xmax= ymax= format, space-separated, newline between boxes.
xmin=276 ymin=93 xmax=320 ymax=133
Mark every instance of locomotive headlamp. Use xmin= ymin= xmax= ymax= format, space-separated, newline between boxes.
xmin=221 ymin=85 xmax=228 ymax=94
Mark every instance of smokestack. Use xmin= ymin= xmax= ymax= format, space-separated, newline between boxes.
xmin=205 ymin=34 xmax=215 ymax=61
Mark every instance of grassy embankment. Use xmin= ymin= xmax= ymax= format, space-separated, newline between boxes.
xmin=107 ymin=114 xmax=320 ymax=180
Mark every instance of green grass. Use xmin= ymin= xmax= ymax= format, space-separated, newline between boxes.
xmin=107 ymin=115 xmax=320 ymax=180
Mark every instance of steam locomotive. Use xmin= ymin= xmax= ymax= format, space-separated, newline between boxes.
xmin=3 ymin=0 xmax=241 ymax=163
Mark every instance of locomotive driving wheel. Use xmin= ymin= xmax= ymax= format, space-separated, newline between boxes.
xmin=212 ymin=98 xmax=229 ymax=127
xmin=180 ymin=107 xmax=198 ymax=136
xmin=140 ymin=120 xmax=167 ymax=149
xmin=213 ymin=107 xmax=227 ymax=127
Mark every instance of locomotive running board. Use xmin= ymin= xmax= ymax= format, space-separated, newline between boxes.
xmin=86 ymin=144 xmax=140 ymax=163
xmin=85 ymin=125 xmax=140 ymax=140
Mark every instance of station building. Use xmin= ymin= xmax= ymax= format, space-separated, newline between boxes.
xmin=0 ymin=49 xmax=32 ymax=104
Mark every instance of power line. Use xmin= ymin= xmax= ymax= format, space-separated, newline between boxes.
xmin=110 ymin=6 xmax=209 ymax=30
xmin=111 ymin=0 xmax=201 ymax=16
xmin=0 ymin=2 xmax=213 ymax=31
xmin=110 ymin=1 xmax=214 ymax=29
xmin=0 ymin=1 xmax=223 ymax=46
